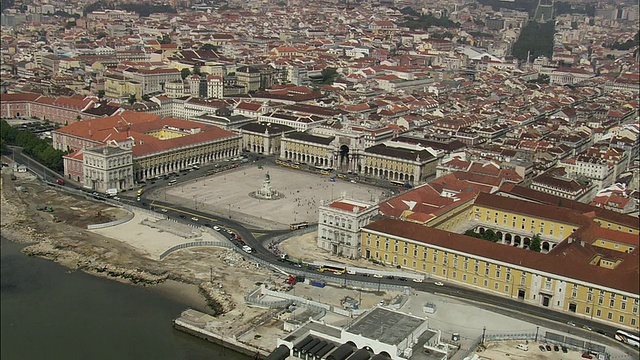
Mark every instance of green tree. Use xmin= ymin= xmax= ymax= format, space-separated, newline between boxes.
xmin=193 ymin=66 xmax=202 ymax=76
xmin=65 ymin=20 xmax=76 ymax=29
xmin=200 ymin=43 xmax=219 ymax=52
xmin=127 ymin=94 xmax=136 ymax=105
xmin=320 ymin=67 xmax=339 ymax=84
xmin=512 ymin=21 xmax=554 ymax=60
xmin=180 ymin=68 xmax=191 ymax=80
xmin=141 ymin=94 xmax=150 ymax=101
xmin=97 ymin=89 xmax=105 ymax=99
xmin=530 ymin=234 xmax=542 ymax=252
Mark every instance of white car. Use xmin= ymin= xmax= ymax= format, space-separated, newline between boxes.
xmin=412 ymin=278 xmax=423 ymax=283
xmin=191 ymin=217 xmax=198 ymax=221
xmin=213 ymin=225 xmax=220 ymax=231
xmin=160 ymin=208 xmax=168 ymax=213
xmin=434 ymin=281 xmax=444 ymax=286
xmin=372 ymin=274 xmax=383 ymax=278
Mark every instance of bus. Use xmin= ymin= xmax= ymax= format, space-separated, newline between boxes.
xmin=318 ymin=265 xmax=346 ymax=275
xmin=615 ymin=330 xmax=640 ymax=348
xmin=290 ymin=221 xmax=309 ymax=230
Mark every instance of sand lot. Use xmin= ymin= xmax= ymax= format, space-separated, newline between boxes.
xmin=474 ymin=340 xmax=590 ymax=360
xmin=159 ymin=164 xmax=387 ymax=229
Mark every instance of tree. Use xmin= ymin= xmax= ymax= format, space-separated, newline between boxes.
xmin=141 ymin=94 xmax=150 ymax=101
xmin=530 ymin=234 xmax=542 ymax=252
xmin=97 ymin=90 xmax=105 ymax=99
xmin=512 ymin=21 xmax=554 ymax=60
xmin=127 ymin=94 xmax=136 ymax=105
xmin=180 ymin=68 xmax=191 ymax=80
xmin=192 ymin=66 xmax=202 ymax=76
xmin=320 ymin=67 xmax=339 ymax=84
xmin=200 ymin=43 xmax=219 ymax=52
xmin=65 ymin=20 xmax=76 ymax=29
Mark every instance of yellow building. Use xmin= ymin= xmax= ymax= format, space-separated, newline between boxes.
xmin=361 ymin=193 xmax=639 ymax=332
xmin=104 ymin=74 xmax=142 ymax=101
xmin=361 ymin=142 xmax=439 ymax=185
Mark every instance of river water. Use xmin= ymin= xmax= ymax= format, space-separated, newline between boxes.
xmin=0 ymin=237 xmax=252 ymax=360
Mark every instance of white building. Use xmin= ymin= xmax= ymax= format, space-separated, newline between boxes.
xmin=317 ymin=198 xmax=379 ymax=259
xmin=82 ymin=144 xmax=133 ymax=192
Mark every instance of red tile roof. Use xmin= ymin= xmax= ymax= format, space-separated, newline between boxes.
xmin=364 ymin=218 xmax=638 ymax=294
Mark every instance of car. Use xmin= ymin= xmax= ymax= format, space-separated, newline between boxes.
xmin=385 ymin=275 xmax=395 ymax=280
xmin=213 ymin=226 xmax=221 ymax=231
xmin=561 ymin=346 xmax=568 ymax=353
xmin=434 ymin=281 xmax=444 ymax=286
xmin=539 ymin=345 xmax=546 ymax=352
xmin=160 ymin=208 xmax=168 ymax=213
xmin=595 ymin=329 xmax=606 ymax=336
xmin=545 ymin=344 xmax=551 ymax=351
xmin=553 ymin=345 xmax=559 ymax=352
xmin=136 ymin=196 xmax=141 ymax=201
xmin=582 ymin=325 xmax=592 ymax=331
xmin=191 ymin=217 xmax=198 ymax=221
xmin=350 ymin=180 xmax=357 ymax=183
xmin=567 ymin=321 xmax=576 ymax=326
xmin=361 ymin=273 xmax=370 ymax=277
xmin=372 ymin=274 xmax=383 ymax=278
xmin=581 ymin=353 xmax=593 ymax=359
xmin=412 ymin=278 xmax=423 ymax=283
xmin=113 ymin=196 xmax=120 ymax=201
xmin=179 ymin=215 xmax=186 ymax=219
xmin=398 ymin=277 xmax=408 ymax=281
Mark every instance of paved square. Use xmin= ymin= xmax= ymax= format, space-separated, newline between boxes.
xmin=162 ymin=164 xmax=387 ymax=230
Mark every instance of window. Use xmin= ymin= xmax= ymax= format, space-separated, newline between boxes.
xmin=505 ymin=285 xmax=509 ymax=292
xmin=619 ymin=315 xmax=624 ymax=323
xmin=506 ymin=269 xmax=511 ymax=281
xmin=585 ymin=306 xmax=590 ymax=315
xmin=607 ymin=312 xmax=612 ymax=320
xmin=442 ymin=268 xmax=446 ymax=275
xmin=433 ymin=250 xmax=438 ymax=263
xmin=521 ymin=272 xmax=526 ymax=285
xmin=622 ymin=302 xmax=626 ymax=310
xmin=452 ymin=271 xmax=456 ymax=278
xmin=485 ymin=265 xmax=490 ymax=276
xmin=632 ymin=318 xmax=637 ymax=326
xmin=587 ymin=288 xmax=593 ymax=302
xmin=422 ymin=264 xmax=426 ymax=270
xmin=473 ymin=277 xmax=477 ymax=284
xmin=610 ymin=298 xmax=615 ymax=308
xmin=464 ymin=258 xmax=469 ymax=271
xmin=483 ymin=280 xmax=488 ymax=287
xmin=453 ymin=255 xmax=458 ymax=268
xmin=462 ymin=274 xmax=467 ymax=281
xmin=494 ymin=282 xmax=499 ymax=289
xmin=496 ymin=265 xmax=501 ymax=278
xmin=475 ymin=260 xmax=479 ymax=273
xmin=432 ymin=266 xmax=436 ymax=273
xmin=596 ymin=309 xmax=601 ymax=317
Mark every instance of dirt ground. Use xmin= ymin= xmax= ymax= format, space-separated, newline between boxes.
xmin=476 ymin=340 xmax=587 ymax=360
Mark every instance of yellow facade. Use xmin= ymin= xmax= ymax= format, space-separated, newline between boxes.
xmin=595 ymin=219 xmax=639 ymax=235
xmin=360 ymin=228 xmax=639 ymax=330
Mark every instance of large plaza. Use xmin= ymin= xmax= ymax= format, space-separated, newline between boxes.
xmin=156 ymin=164 xmax=388 ymax=230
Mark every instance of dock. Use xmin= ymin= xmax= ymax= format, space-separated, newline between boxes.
xmin=173 ymin=308 xmax=271 ymax=358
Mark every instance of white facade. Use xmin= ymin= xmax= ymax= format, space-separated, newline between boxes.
xmin=83 ymin=144 xmax=133 ymax=192
xmin=317 ymin=198 xmax=379 ymax=259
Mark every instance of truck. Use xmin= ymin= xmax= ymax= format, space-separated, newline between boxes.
xmin=106 ymin=188 xmax=118 ymax=197
xmin=56 ymin=178 xmax=65 ymax=185
xmin=310 ymin=280 xmax=326 ymax=288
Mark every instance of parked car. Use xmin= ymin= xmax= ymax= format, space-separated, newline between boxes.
xmin=213 ymin=226 xmax=221 ymax=231
xmin=545 ymin=344 xmax=551 ymax=351
xmin=412 ymin=278 xmax=423 ymax=283
xmin=434 ymin=281 xmax=444 ymax=286
xmin=179 ymin=215 xmax=186 ymax=219
xmin=561 ymin=346 xmax=568 ymax=353
xmin=553 ymin=345 xmax=559 ymax=352
xmin=539 ymin=345 xmax=546 ymax=352
xmin=372 ymin=274 xmax=383 ymax=278
xmin=595 ymin=329 xmax=606 ymax=336
xmin=567 ymin=321 xmax=576 ymax=326
xmin=582 ymin=325 xmax=592 ymax=331
xmin=191 ymin=217 xmax=198 ymax=221
xmin=581 ymin=353 xmax=593 ymax=359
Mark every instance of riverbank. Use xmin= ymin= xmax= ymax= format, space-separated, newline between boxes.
xmin=0 ymin=164 xmax=271 ymax=323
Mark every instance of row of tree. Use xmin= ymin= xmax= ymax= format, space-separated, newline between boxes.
xmin=0 ymin=120 xmax=66 ymax=171
xmin=83 ymin=1 xmax=175 ymax=17
xmin=512 ymin=21 xmax=555 ymax=61
xmin=400 ymin=13 xmax=460 ymax=31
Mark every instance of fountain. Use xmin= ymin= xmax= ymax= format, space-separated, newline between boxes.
xmin=250 ymin=171 xmax=284 ymax=200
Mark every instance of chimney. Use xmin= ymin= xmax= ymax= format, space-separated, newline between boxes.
xmin=580 ymin=240 xmax=585 ymax=247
